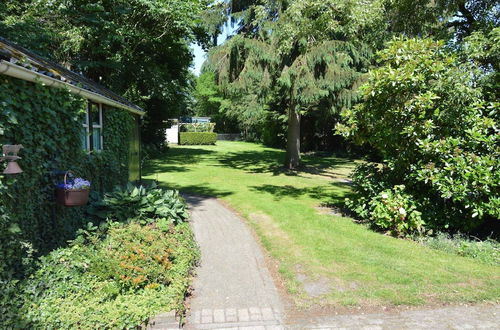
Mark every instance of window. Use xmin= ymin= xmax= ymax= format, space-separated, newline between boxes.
xmin=82 ymin=102 xmax=103 ymax=151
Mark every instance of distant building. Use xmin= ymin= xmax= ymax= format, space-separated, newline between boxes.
xmin=165 ymin=117 xmax=211 ymax=144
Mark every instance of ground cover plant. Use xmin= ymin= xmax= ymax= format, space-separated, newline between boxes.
xmin=145 ymin=141 xmax=500 ymax=308
xmin=1 ymin=185 xmax=198 ymax=329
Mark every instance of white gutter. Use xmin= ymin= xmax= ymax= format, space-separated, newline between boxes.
xmin=0 ymin=60 xmax=145 ymax=116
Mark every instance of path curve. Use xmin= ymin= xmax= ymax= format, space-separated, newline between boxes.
xmin=184 ymin=195 xmax=285 ymax=330
xmin=182 ymin=194 xmax=499 ymax=330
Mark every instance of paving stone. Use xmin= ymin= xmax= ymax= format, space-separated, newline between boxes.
xmin=192 ymin=311 xmax=201 ymax=324
xmin=249 ymin=307 xmax=262 ymax=321
xmin=238 ymin=309 xmax=250 ymax=322
xmin=261 ymin=308 xmax=274 ymax=321
xmin=213 ymin=309 xmax=225 ymax=323
xmin=201 ymin=309 xmax=212 ymax=317
xmin=200 ymin=315 xmax=212 ymax=324
xmin=226 ymin=308 xmax=238 ymax=322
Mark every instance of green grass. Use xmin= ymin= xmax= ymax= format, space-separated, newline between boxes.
xmin=145 ymin=141 xmax=500 ymax=307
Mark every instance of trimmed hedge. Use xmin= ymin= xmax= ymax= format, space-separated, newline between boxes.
xmin=179 ymin=132 xmax=217 ymax=145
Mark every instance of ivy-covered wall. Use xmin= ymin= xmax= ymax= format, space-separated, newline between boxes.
xmin=0 ymin=76 xmax=136 ymax=277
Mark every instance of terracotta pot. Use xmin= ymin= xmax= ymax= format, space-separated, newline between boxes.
xmin=56 ymin=188 xmax=89 ymax=207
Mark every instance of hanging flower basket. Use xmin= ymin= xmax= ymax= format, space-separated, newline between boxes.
xmin=55 ymin=171 xmax=90 ymax=207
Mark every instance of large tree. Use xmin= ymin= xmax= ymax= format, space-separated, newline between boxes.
xmin=0 ymin=0 xmax=211 ymax=146
xmin=207 ymin=0 xmax=384 ymax=168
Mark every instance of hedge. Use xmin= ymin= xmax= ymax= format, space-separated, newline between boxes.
xmin=179 ymin=132 xmax=217 ymax=145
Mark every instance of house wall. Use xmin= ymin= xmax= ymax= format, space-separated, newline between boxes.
xmin=166 ymin=124 xmax=179 ymax=144
xmin=0 ymin=76 xmax=139 ymax=265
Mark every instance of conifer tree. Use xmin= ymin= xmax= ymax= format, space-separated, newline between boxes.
xmin=207 ymin=0 xmax=384 ymax=168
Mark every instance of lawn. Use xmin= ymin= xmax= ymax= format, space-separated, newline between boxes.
xmin=145 ymin=141 xmax=500 ymax=308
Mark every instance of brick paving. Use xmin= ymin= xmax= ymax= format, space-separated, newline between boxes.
xmin=182 ymin=195 xmax=285 ymax=330
xmin=178 ymin=194 xmax=499 ymax=330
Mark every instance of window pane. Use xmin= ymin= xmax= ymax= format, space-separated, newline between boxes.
xmin=90 ymin=103 xmax=101 ymax=126
xmin=92 ymin=128 xmax=102 ymax=150
xmin=81 ymin=127 xmax=88 ymax=150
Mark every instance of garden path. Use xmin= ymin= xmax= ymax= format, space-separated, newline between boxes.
xmin=183 ymin=194 xmax=285 ymax=330
xmin=181 ymin=194 xmax=499 ymax=330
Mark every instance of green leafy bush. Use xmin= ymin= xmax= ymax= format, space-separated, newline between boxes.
xmin=369 ymin=186 xmax=425 ymax=237
xmin=21 ymin=221 xmax=199 ymax=329
xmin=88 ymin=184 xmax=188 ymax=225
xmin=179 ymin=132 xmax=217 ymax=145
xmin=339 ymin=37 xmax=499 ymax=232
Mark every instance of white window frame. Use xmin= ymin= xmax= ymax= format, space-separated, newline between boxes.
xmin=82 ymin=102 xmax=103 ymax=152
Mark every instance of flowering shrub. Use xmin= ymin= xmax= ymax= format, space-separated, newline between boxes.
xmin=339 ymin=37 xmax=499 ymax=232
xmin=56 ymin=178 xmax=91 ymax=190
xmin=369 ymin=185 xmax=425 ymax=237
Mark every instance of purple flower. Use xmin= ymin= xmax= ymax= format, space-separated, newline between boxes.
xmin=56 ymin=177 xmax=90 ymax=190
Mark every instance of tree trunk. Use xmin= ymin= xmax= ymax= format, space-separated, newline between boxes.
xmin=285 ymin=107 xmax=301 ymax=169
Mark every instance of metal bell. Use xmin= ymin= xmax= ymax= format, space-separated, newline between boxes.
xmin=3 ymin=160 xmax=22 ymax=174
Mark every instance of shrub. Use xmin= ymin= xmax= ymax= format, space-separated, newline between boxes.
xmin=21 ymin=221 xmax=199 ymax=329
xmin=88 ymin=183 xmax=188 ymax=225
xmin=338 ymin=37 xmax=499 ymax=231
xmin=179 ymin=132 xmax=217 ymax=145
xmin=345 ymin=163 xmax=390 ymax=220
xmin=369 ymin=185 xmax=425 ymax=237
xmin=180 ymin=122 xmax=216 ymax=132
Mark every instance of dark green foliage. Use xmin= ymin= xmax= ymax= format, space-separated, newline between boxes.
xmin=0 ymin=76 xmax=134 ymax=278
xmin=88 ymin=184 xmax=189 ymax=225
xmin=339 ymin=37 xmax=499 ymax=233
xmin=0 ymin=0 xmax=211 ymax=147
xmin=385 ymin=0 xmax=499 ymax=40
xmin=179 ymin=132 xmax=217 ymax=145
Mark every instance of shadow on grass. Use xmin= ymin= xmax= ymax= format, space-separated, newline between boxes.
xmin=145 ymin=147 xmax=216 ymax=174
xmin=154 ymin=182 xmax=233 ymax=206
xmin=217 ymin=149 xmax=292 ymax=176
xmin=251 ymin=181 xmax=354 ymax=207
xmin=218 ymin=149 xmax=354 ymax=178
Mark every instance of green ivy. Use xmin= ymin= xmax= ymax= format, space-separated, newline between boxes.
xmin=0 ymin=76 xmax=135 ymax=278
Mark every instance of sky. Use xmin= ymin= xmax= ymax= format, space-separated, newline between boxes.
xmin=190 ymin=21 xmax=238 ymax=76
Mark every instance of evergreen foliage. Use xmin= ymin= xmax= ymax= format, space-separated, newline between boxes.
xmin=0 ymin=0 xmax=211 ymax=147
xmin=206 ymin=0 xmax=385 ymax=168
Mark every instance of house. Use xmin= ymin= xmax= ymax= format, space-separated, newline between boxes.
xmin=0 ymin=36 xmax=144 ymax=181
xmin=0 ymin=36 xmax=145 ymax=254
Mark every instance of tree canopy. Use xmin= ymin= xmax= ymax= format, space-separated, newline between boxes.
xmin=206 ymin=0 xmax=385 ymax=168
xmin=0 ymin=0 xmax=211 ymax=146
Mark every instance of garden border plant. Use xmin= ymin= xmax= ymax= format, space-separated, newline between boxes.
xmin=2 ymin=184 xmax=199 ymax=329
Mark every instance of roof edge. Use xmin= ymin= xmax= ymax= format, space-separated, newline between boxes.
xmin=0 ymin=60 xmax=145 ymax=116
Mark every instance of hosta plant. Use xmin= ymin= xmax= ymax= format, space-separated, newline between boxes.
xmin=88 ymin=183 xmax=188 ymax=225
